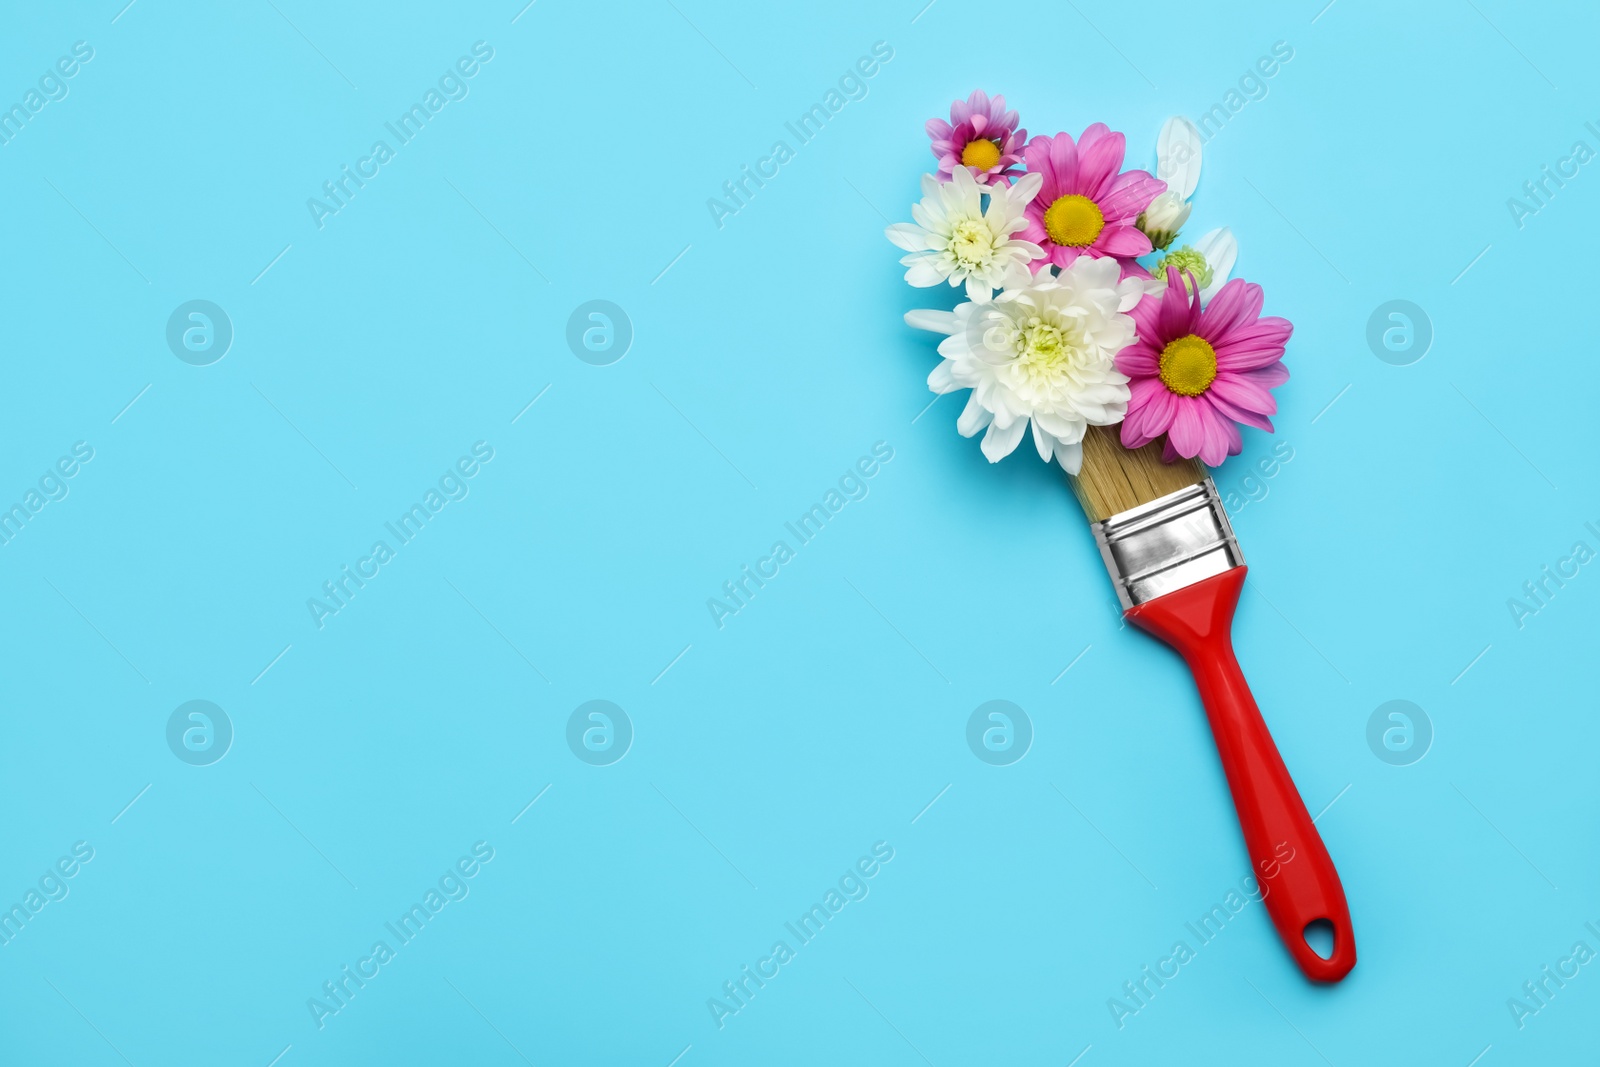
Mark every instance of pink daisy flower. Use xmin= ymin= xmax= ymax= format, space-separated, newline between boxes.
xmin=926 ymin=90 xmax=1027 ymax=186
xmin=1020 ymin=125 xmax=1166 ymax=272
xmin=1116 ymin=268 xmax=1292 ymax=467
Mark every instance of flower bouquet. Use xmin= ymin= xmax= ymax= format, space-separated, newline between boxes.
xmin=888 ymin=90 xmax=1290 ymax=473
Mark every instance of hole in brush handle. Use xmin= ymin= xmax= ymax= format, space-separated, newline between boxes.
xmin=1303 ymin=918 xmax=1336 ymax=961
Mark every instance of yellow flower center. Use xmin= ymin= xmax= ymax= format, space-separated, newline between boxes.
xmin=1043 ymin=194 xmax=1105 ymax=247
xmin=1158 ymin=334 xmax=1218 ymax=396
xmin=960 ymin=138 xmax=1002 ymax=171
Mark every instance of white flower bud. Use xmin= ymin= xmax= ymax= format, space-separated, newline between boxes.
xmin=1137 ymin=191 xmax=1192 ymax=250
xmin=1143 ymin=191 xmax=1190 ymax=232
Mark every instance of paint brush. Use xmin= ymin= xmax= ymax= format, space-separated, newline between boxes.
xmin=1069 ymin=424 xmax=1356 ymax=982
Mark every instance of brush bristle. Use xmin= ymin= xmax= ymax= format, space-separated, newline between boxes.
xmin=1068 ymin=425 xmax=1207 ymax=523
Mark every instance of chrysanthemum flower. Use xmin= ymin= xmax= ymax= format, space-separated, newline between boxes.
xmin=886 ymin=167 xmax=1044 ymax=301
xmin=1020 ymin=125 xmax=1167 ymax=272
xmin=1117 ymin=268 xmax=1292 ymax=467
xmin=904 ymin=255 xmax=1145 ymax=473
xmin=926 ymin=90 xmax=1027 ymax=186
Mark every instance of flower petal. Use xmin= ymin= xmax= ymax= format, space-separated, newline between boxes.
xmin=1157 ymin=269 xmax=1199 ymax=337
xmin=1096 ymin=224 xmax=1154 ymax=258
xmin=956 ymin=393 xmax=993 ymax=437
xmin=905 ymin=308 xmax=958 ymax=334
xmin=1199 ymin=278 xmax=1265 ymax=338
xmin=1096 ymin=171 xmax=1166 ymax=221
xmin=1115 ymin=344 xmax=1159 ymax=376
xmin=1129 ymin=291 xmax=1166 ymax=340
xmin=1046 ymin=133 xmax=1079 ymax=188
xmin=1121 ymin=376 xmax=1176 ymax=444
xmin=1156 ymin=116 xmax=1203 ymax=200
xmin=1207 ymin=392 xmax=1276 ymax=433
xmin=1008 ymin=170 xmax=1043 ymax=207
xmin=1167 ymin=396 xmax=1204 ymax=458
xmin=981 ymin=416 xmax=1028 ymax=461
xmin=1075 ymin=123 xmax=1125 ymax=197
xmin=1054 ymin=438 xmax=1083 ymax=474
xmin=1213 ymin=317 xmax=1293 ymax=370
xmin=902 ymin=256 xmax=945 ymax=287
xmin=1023 ymin=135 xmax=1058 ymax=187
xmin=1193 ymin=227 xmax=1237 ymax=300
xmin=1195 ymin=401 xmax=1242 ymax=467
xmin=885 ymin=222 xmax=931 ymax=252
xmin=1242 ymin=362 xmax=1290 ymax=390
xmin=1208 ymin=370 xmax=1278 ymax=416
xmin=1031 ymin=418 xmax=1054 ymax=461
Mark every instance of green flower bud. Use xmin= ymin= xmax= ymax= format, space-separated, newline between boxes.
xmin=1150 ymin=246 xmax=1213 ymax=294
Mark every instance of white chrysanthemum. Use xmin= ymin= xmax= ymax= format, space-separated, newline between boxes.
xmin=886 ymin=167 xmax=1043 ymax=301
xmin=905 ymin=256 xmax=1144 ymax=474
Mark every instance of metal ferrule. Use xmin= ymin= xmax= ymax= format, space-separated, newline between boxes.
xmin=1092 ymin=480 xmax=1244 ymax=611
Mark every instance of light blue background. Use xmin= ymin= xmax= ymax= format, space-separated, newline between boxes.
xmin=1 ymin=0 xmax=1595 ymax=1063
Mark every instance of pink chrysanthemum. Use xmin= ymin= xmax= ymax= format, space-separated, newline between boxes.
xmin=926 ymin=90 xmax=1027 ymax=186
xmin=1116 ymin=268 xmax=1292 ymax=467
xmin=1020 ymin=125 xmax=1166 ymax=272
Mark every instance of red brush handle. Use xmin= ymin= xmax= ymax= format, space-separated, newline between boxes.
xmin=1124 ymin=566 xmax=1356 ymax=982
